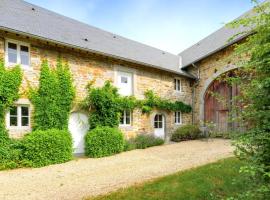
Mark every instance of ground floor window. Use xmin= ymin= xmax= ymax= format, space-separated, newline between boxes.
xmin=175 ymin=111 xmax=182 ymax=124
xmin=154 ymin=114 xmax=163 ymax=128
xmin=7 ymin=105 xmax=30 ymax=128
xmin=120 ymin=110 xmax=131 ymax=126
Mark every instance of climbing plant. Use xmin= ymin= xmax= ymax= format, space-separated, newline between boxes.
xmin=0 ymin=60 xmax=22 ymax=141
xmin=83 ymin=80 xmax=192 ymax=129
xmin=30 ymin=59 xmax=75 ymax=130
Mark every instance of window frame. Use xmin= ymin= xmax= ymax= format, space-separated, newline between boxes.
xmin=5 ymin=39 xmax=31 ymax=69
xmin=174 ymin=78 xmax=182 ymax=92
xmin=119 ymin=110 xmax=132 ymax=126
xmin=6 ymin=105 xmax=31 ymax=130
xmin=174 ymin=111 xmax=182 ymax=125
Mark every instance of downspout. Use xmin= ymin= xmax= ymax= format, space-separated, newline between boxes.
xmin=191 ymin=63 xmax=200 ymax=125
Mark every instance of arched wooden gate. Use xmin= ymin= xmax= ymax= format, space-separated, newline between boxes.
xmin=204 ymin=76 xmax=240 ymax=132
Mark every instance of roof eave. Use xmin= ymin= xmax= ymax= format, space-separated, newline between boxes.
xmin=0 ymin=26 xmax=194 ymax=79
xmin=181 ymin=33 xmax=251 ymax=69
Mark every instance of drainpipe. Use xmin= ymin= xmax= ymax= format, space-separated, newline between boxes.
xmin=191 ymin=63 xmax=200 ymax=125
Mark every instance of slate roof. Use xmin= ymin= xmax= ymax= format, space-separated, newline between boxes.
xmin=178 ymin=6 xmax=257 ymax=68
xmin=0 ymin=0 xmax=193 ymax=78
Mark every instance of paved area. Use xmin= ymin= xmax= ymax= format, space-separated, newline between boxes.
xmin=0 ymin=139 xmax=233 ymax=200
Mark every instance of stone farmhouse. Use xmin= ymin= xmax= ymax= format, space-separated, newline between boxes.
xmin=0 ymin=0 xmax=252 ymax=153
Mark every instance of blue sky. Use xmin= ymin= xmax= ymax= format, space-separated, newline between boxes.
xmin=26 ymin=0 xmax=257 ymax=54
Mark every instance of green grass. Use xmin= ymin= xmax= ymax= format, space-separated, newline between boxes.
xmin=87 ymin=158 xmax=250 ymax=200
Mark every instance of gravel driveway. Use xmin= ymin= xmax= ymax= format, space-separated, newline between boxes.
xmin=0 ymin=139 xmax=233 ymax=200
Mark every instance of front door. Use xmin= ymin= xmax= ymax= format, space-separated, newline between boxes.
xmin=68 ymin=112 xmax=89 ymax=155
xmin=154 ymin=114 xmax=165 ymax=138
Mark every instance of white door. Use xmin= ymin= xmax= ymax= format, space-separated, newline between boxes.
xmin=68 ymin=112 xmax=89 ymax=154
xmin=117 ymin=71 xmax=133 ymax=96
xmin=154 ymin=114 xmax=165 ymax=138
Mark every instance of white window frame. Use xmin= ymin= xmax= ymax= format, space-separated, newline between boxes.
xmin=5 ymin=39 xmax=31 ymax=69
xmin=174 ymin=78 xmax=182 ymax=92
xmin=117 ymin=71 xmax=134 ymax=96
xmin=119 ymin=110 xmax=132 ymax=126
xmin=6 ymin=105 xmax=31 ymax=130
xmin=174 ymin=111 xmax=182 ymax=125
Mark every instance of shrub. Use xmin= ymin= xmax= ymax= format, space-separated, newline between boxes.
xmin=171 ymin=125 xmax=201 ymax=142
xmin=124 ymin=138 xmax=137 ymax=151
xmin=0 ymin=139 xmax=23 ymax=170
xmin=22 ymin=129 xmax=73 ymax=167
xmin=134 ymin=134 xmax=164 ymax=149
xmin=85 ymin=126 xmax=124 ymax=158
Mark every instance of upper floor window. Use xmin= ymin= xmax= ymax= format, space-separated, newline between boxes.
xmin=117 ymin=71 xmax=133 ymax=96
xmin=175 ymin=111 xmax=182 ymax=125
xmin=5 ymin=40 xmax=30 ymax=68
xmin=174 ymin=78 xmax=182 ymax=92
xmin=7 ymin=105 xmax=30 ymax=129
xmin=120 ymin=110 xmax=131 ymax=126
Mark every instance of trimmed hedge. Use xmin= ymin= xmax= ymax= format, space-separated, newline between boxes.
xmin=0 ymin=140 xmax=22 ymax=170
xmin=22 ymin=129 xmax=73 ymax=167
xmin=85 ymin=126 xmax=124 ymax=158
xmin=171 ymin=124 xmax=201 ymax=142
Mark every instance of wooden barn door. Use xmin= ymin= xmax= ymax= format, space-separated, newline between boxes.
xmin=204 ymin=79 xmax=239 ymax=132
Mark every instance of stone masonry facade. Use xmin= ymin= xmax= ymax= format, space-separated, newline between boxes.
xmin=0 ymin=31 xmax=192 ymax=139
xmin=187 ymin=42 xmax=248 ymax=126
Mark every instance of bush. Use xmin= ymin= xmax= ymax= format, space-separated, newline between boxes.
xmin=85 ymin=126 xmax=124 ymax=158
xmin=22 ymin=129 xmax=73 ymax=167
xmin=171 ymin=125 xmax=201 ymax=142
xmin=133 ymin=134 xmax=164 ymax=149
xmin=0 ymin=139 xmax=23 ymax=170
xmin=124 ymin=138 xmax=137 ymax=151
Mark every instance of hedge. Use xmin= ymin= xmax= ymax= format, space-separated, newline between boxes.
xmin=85 ymin=126 xmax=124 ymax=158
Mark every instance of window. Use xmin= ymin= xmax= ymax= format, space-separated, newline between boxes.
xmin=175 ymin=111 xmax=182 ymax=124
xmin=154 ymin=114 xmax=163 ymax=128
xmin=120 ymin=110 xmax=131 ymax=126
xmin=7 ymin=105 xmax=30 ymax=128
xmin=117 ymin=71 xmax=133 ymax=96
xmin=174 ymin=78 xmax=182 ymax=92
xmin=6 ymin=40 xmax=30 ymax=67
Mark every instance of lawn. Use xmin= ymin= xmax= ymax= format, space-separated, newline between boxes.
xmin=87 ymin=157 xmax=250 ymax=200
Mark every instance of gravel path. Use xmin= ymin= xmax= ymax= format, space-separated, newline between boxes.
xmin=0 ymin=139 xmax=233 ymax=200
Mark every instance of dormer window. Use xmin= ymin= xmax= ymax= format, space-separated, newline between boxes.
xmin=5 ymin=39 xmax=30 ymax=68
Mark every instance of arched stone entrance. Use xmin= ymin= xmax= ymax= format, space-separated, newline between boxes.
xmin=199 ymin=65 xmax=240 ymax=132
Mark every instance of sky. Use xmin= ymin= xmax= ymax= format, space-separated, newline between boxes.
xmin=25 ymin=0 xmax=257 ymax=54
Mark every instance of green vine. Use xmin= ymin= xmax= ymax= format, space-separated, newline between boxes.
xmin=0 ymin=60 xmax=22 ymax=141
xmin=83 ymin=81 xmax=192 ymax=129
xmin=30 ymin=59 xmax=75 ymax=130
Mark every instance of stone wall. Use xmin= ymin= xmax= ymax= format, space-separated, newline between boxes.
xmin=187 ymin=43 xmax=248 ymax=125
xmin=0 ymin=31 xmax=192 ymax=138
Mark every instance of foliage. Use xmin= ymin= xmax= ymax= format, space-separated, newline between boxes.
xmin=225 ymin=1 xmax=270 ymax=199
xmin=87 ymin=158 xmax=253 ymax=200
xmin=123 ymin=138 xmax=137 ymax=151
xmin=30 ymin=59 xmax=75 ymax=130
xmin=171 ymin=124 xmax=201 ymax=142
xmin=0 ymin=139 xmax=23 ymax=170
xmin=85 ymin=126 xmax=125 ymax=158
xmin=83 ymin=81 xmax=122 ymax=129
xmin=0 ymin=60 xmax=22 ymax=140
xmin=134 ymin=134 xmax=164 ymax=149
xmin=21 ymin=129 xmax=73 ymax=167
xmin=83 ymin=81 xmax=192 ymax=129
xmin=140 ymin=90 xmax=192 ymax=114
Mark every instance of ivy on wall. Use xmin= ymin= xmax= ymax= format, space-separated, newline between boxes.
xmin=30 ymin=59 xmax=75 ymax=130
xmin=0 ymin=60 xmax=22 ymax=141
xmin=83 ymin=81 xmax=192 ymax=129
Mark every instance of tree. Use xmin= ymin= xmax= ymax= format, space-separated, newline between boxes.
xmin=226 ymin=1 xmax=270 ymax=199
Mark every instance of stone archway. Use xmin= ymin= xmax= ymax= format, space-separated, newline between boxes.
xmin=199 ymin=65 xmax=240 ymax=131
